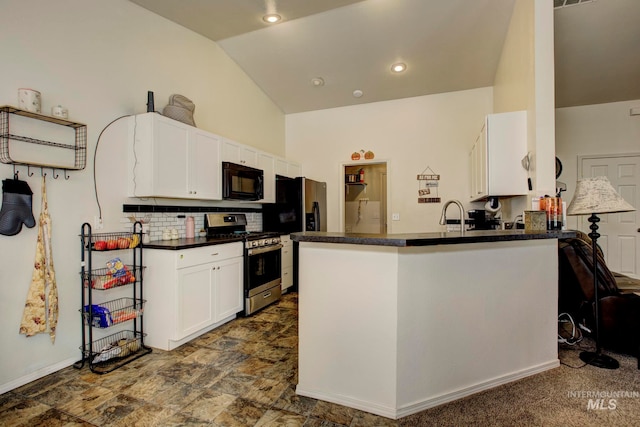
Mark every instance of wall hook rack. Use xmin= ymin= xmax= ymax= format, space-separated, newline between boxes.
xmin=13 ymin=164 xmax=72 ymax=180
xmin=0 ymin=106 xmax=87 ymax=180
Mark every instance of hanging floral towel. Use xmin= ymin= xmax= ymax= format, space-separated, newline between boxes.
xmin=19 ymin=176 xmax=58 ymax=343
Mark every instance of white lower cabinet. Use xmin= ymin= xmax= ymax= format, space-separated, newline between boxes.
xmin=143 ymin=242 xmax=243 ymax=350
xmin=177 ymin=263 xmax=215 ymax=339
xmin=281 ymin=235 xmax=293 ymax=291
xmin=215 ymin=256 xmax=245 ymax=320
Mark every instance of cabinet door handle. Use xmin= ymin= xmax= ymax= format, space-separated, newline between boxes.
xmin=211 ymin=253 xmax=219 ymax=256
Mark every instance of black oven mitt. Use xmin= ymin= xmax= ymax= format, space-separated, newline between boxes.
xmin=0 ymin=178 xmax=36 ymax=236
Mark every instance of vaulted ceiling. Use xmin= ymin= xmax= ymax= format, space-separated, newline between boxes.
xmin=130 ymin=0 xmax=640 ymax=113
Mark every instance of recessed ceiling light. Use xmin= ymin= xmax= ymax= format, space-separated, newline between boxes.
xmin=353 ymin=89 xmax=364 ymax=98
xmin=311 ymin=77 xmax=325 ymax=87
xmin=263 ymin=14 xmax=281 ymax=23
xmin=391 ymin=63 xmax=407 ymax=73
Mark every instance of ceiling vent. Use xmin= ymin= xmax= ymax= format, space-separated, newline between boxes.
xmin=554 ymin=0 xmax=595 ymax=9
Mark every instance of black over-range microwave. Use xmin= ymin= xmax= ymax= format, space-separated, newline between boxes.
xmin=222 ymin=161 xmax=264 ymax=201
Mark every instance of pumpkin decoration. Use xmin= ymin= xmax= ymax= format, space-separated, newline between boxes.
xmin=351 ymin=152 xmax=361 ymax=160
xmin=364 ymin=150 xmax=375 ymax=160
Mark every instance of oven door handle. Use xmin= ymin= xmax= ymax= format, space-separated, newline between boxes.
xmin=247 ymin=243 xmax=283 ymax=256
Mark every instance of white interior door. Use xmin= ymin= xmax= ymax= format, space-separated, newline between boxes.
xmin=580 ymin=154 xmax=640 ymax=278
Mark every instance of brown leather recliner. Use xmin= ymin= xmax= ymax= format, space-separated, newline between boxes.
xmin=558 ymin=232 xmax=640 ymax=357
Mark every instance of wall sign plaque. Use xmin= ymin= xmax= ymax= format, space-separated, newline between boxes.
xmin=417 ymin=166 xmax=441 ymax=203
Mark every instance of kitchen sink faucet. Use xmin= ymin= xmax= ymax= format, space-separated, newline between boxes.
xmin=439 ymin=200 xmax=466 ymax=235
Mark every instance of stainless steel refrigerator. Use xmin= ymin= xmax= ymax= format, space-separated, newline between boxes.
xmin=262 ymin=176 xmax=327 ymax=233
xmin=262 ymin=176 xmax=327 ymax=289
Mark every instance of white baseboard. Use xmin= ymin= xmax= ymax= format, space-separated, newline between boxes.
xmin=396 ymin=359 xmax=560 ymax=418
xmin=297 ymin=359 xmax=559 ymax=420
xmin=166 ymin=314 xmax=237 ymax=351
xmin=0 ymin=356 xmax=79 ymax=395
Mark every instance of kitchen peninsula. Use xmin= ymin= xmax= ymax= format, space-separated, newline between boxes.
xmin=292 ymin=229 xmax=574 ymax=419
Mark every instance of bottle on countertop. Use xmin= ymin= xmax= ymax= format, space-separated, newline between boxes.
xmin=186 ymin=216 xmax=195 ymax=238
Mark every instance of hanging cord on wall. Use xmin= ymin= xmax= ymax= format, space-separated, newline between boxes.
xmin=93 ymin=114 xmax=133 ymax=221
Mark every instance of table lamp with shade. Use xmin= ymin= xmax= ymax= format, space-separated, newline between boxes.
xmin=566 ymin=176 xmax=636 ymax=369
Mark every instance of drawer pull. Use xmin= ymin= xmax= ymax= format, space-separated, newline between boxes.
xmin=263 ymin=292 xmax=271 ymax=299
xmin=211 ymin=252 xmax=219 ymax=256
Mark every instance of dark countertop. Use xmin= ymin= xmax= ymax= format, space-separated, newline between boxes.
xmin=290 ymin=229 xmax=576 ymax=247
xmin=144 ymin=236 xmax=244 ymax=250
xmin=143 ymin=231 xmax=293 ymax=250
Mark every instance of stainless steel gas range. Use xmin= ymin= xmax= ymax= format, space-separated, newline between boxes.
xmin=205 ymin=213 xmax=282 ymax=315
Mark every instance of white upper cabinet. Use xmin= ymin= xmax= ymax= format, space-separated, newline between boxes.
xmin=127 ymin=113 xmax=300 ymax=202
xmin=275 ymin=157 xmax=302 ymax=178
xmin=258 ymin=152 xmax=275 ymax=203
xmin=469 ymin=111 xmax=528 ymax=201
xmin=222 ymin=138 xmax=259 ymax=168
xmin=287 ymin=161 xmax=302 ymax=178
xmin=127 ymin=113 xmax=221 ymax=200
xmin=190 ymin=129 xmax=222 ymax=200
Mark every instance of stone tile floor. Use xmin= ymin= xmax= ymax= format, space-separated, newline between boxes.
xmin=0 ymin=293 xmax=398 ymax=426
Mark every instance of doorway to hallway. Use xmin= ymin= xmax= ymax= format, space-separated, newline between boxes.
xmin=342 ymin=162 xmax=388 ymax=234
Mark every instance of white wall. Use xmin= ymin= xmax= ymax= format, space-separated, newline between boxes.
xmin=0 ymin=0 xmax=284 ymax=392
xmin=555 ymin=99 xmax=640 ymax=229
xmin=286 ymin=88 xmax=494 ymax=233
xmin=493 ymin=0 xmax=556 ymax=218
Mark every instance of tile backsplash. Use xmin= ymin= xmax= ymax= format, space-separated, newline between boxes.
xmin=121 ymin=209 xmax=262 ymax=242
